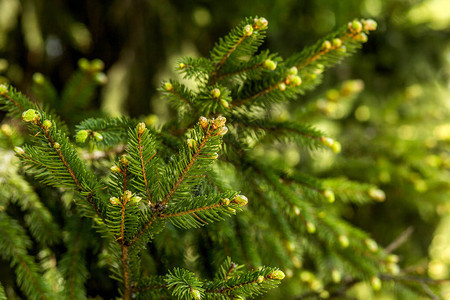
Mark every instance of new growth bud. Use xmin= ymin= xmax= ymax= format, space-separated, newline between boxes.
xmin=263 ymin=59 xmax=277 ymax=70
xmin=349 ymin=20 xmax=363 ymax=33
xmin=370 ymin=276 xmax=382 ymax=291
xmin=76 ymin=130 xmax=89 ymax=143
xmin=278 ymin=83 xmax=286 ymax=91
xmin=268 ymin=270 xmax=285 ymax=280
xmin=321 ymin=40 xmax=332 ymax=51
xmin=53 ymin=142 xmax=60 ymax=149
xmin=163 ymin=81 xmax=173 ymax=91
xmin=211 ymin=88 xmax=221 ymax=98
xmin=22 ymin=109 xmax=41 ymax=123
xmin=130 ymin=196 xmax=142 ymax=205
xmin=288 ymin=66 xmax=298 ymax=75
xmin=362 ymin=19 xmax=377 ymax=31
xmin=109 ymin=197 xmax=120 ymax=205
xmin=253 ymin=17 xmax=268 ymax=29
xmin=178 ymin=62 xmax=186 ymax=69
xmin=33 ymin=73 xmax=45 ymax=85
xmin=332 ymin=38 xmax=342 ymax=48
xmin=221 ymin=198 xmax=231 ymax=206
xmin=233 ymin=195 xmax=248 ymax=206
xmin=186 ymin=139 xmax=197 ymax=149
xmin=0 ymin=84 xmax=8 ymax=95
xmin=364 ymin=238 xmax=379 ymax=252
xmin=213 ymin=116 xmax=227 ymax=128
xmin=369 ymin=188 xmax=386 ymax=202
xmin=306 ymin=222 xmax=316 ymax=234
xmin=90 ymin=59 xmax=105 ymax=72
xmin=120 ymin=154 xmax=128 ymax=166
xmin=137 ymin=122 xmax=146 ymax=135
xmin=257 ymin=276 xmax=265 ymax=283
xmin=338 ymin=235 xmax=350 ymax=248
xmin=78 ymin=58 xmax=90 ymax=71
xmin=322 ymin=190 xmax=335 ymax=203
xmin=123 ymin=190 xmax=133 ymax=201
xmin=218 ymin=126 xmax=228 ymax=136
xmin=190 ymin=288 xmax=201 ymax=300
xmin=43 ymin=120 xmax=52 ymax=129
xmin=199 ymin=116 xmax=209 ymax=130
xmin=331 ymin=269 xmax=341 ymax=283
xmin=110 ymin=165 xmax=121 ymax=173
xmin=243 ymin=24 xmax=254 ymax=36
xmin=93 ymin=132 xmax=103 ymax=142
xmin=14 ymin=146 xmax=25 ymax=155
xmin=355 ymin=33 xmax=368 ymax=43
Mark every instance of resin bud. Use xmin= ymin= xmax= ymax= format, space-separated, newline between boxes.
xmin=76 ymin=130 xmax=89 ymax=143
xmin=22 ymin=109 xmax=40 ymax=123
xmin=233 ymin=195 xmax=248 ymax=206
xmin=163 ymin=81 xmax=173 ymax=91
xmin=263 ymin=59 xmax=277 ymax=71
xmin=268 ymin=270 xmax=285 ymax=280
xmin=243 ymin=24 xmax=253 ymax=36
xmin=137 ymin=122 xmax=146 ymax=135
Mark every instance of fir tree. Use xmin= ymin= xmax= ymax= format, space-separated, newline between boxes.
xmin=0 ymin=16 xmax=442 ymax=299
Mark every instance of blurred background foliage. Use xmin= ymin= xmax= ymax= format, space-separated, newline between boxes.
xmin=0 ymin=0 xmax=449 ymax=299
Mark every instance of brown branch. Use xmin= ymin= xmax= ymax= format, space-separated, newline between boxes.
xmin=213 ymin=62 xmax=263 ymax=83
xmin=231 ymin=83 xmax=279 ymax=108
xmin=128 ymin=214 xmax=157 ymax=246
xmin=138 ymin=130 xmax=154 ymax=206
xmin=161 ymin=131 xmax=212 ymax=206
xmin=121 ymin=245 xmax=131 ymax=300
xmin=385 ymin=226 xmax=414 ymax=253
xmin=210 ymin=35 xmax=248 ymax=84
xmin=4 ymin=93 xmax=25 ymax=112
xmin=160 ymin=203 xmax=222 ymax=219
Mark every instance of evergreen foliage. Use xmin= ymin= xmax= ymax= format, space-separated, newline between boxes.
xmin=0 ymin=13 xmax=447 ymax=300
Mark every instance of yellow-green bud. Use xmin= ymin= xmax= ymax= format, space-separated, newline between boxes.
xmin=123 ymin=190 xmax=133 ymax=201
xmin=186 ymin=139 xmax=197 ymax=149
xmin=319 ymin=290 xmax=330 ymax=299
xmin=1 ymin=124 xmax=12 ymax=136
xmin=386 ymin=263 xmax=400 ymax=275
xmin=14 ymin=146 xmax=25 ymax=155
xmin=314 ymin=64 xmax=325 ymax=74
xmin=90 ymin=59 xmax=105 ymax=72
xmin=268 ymin=270 xmax=285 ymax=280
xmin=322 ymin=190 xmax=335 ymax=203
xmin=95 ymin=72 xmax=107 ymax=84
xmin=332 ymin=38 xmax=342 ymax=48
xmin=109 ymin=197 xmax=120 ymax=205
xmin=293 ymin=206 xmax=301 ymax=215
xmin=218 ymin=126 xmax=228 ymax=136
xmin=355 ymin=33 xmax=368 ymax=43
xmin=33 ymin=72 xmax=45 ymax=85
xmin=288 ymin=66 xmax=298 ymax=75
xmin=320 ymin=136 xmax=335 ymax=148
xmin=178 ymin=62 xmax=186 ymax=69
xmin=233 ymin=195 xmax=248 ymax=206
xmin=306 ymin=222 xmax=316 ymax=234
xmin=337 ymin=45 xmax=347 ymax=53
xmin=326 ymin=89 xmax=340 ymax=101
xmin=300 ymin=271 xmax=314 ymax=282
xmin=350 ymin=20 xmax=363 ymax=33
xmin=332 ymin=141 xmax=341 ymax=154
xmin=76 ymin=130 xmax=89 ymax=143
xmin=78 ymin=58 xmax=90 ymax=71
xmin=213 ymin=116 xmax=227 ymax=127
xmin=263 ymin=59 xmax=277 ymax=71
xmin=386 ymin=254 xmax=399 ymax=263
xmin=163 ymin=81 xmax=173 ymax=91
xmin=22 ymin=109 xmax=40 ymax=123
xmin=110 ymin=165 xmax=121 ymax=173
xmin=120 ymin=154 xmax=128 ymax=166
xmin=220 ymin=99 xmax=230 ymax=108
xmin=53 ymin=142 xmax=60 ymax=149
xmin=338 ymin=235 xmax=350 ymax=248
xmin=190 ymin=288 xmax=201 ymax=300
xmin=331 ymin=269 xmax=341 ymax=283
xmin=368 ymin=188 xmax=385 ymax=202
xmin=279 ymin=82 xmax=286 ymax=91
xmin=130 ymin=196 xmax=142 ymax=205
xmin=211 ymin=88 xmax=221 ymax=98
xmin=93 ymin=132 xmax=103 ymax=142
xmin=199 ymin=116 xmax=209 ymax=129
xmin=257 ymin=275 xmax=265 ymax=283
xmin=370 ymin=276 xmax=382 ymax=291
xmin=137 ymin=122 xmax=146 ymax=135
xmin=291 ymin=75 xmax=302 ymax=86
xmin=254 ymin=17 xmax=268 ymax=29
xmin=221 ymin=198 xmax=230 ymax=206
xmin=365 ymin=238 xmax=378 ymax=252
xmin=0 ymin=84 xmax=7 ymax=95
xmin=43 ymin=120 xmax=52 ymax=129
xmin=243 ymin=24 xmax=254 ymax=36
xmin=321 ymin=40 xmax=332 ymax=51
xmin=362 ymin=19 xmax=377 ymax=31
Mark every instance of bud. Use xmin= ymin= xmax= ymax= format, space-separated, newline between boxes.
xmin=93 ymin=132 xmax=103 ymax=142
xmin=178 ymin=62 xmax=186 ymax=69
xmin=43 ymin=120 xmax=52 ymax=129
xmin=293 ymin=206 xmax=301 ymax=215
xmin=370 ymin=276 xmax=382 ymax=291
xmin=332 ymin=141 xmax=341 ymax=154
xmin=186 ymin=139 xmax=197 ymax=149
xmin=211 ymin=88 xmax=221 ymax=98
xmin=199 ymin=116 xmax=209 ymax=129
xmin=190 ymin=288 xmax=201 ymax=300
xmin=331 ymin=269 xmax=341 ymax=283
xmin=22 ymin=109 xmax=40 ymax=123
xmin=120 ymin=154 xmax=128 ymax=166
xmin=213 ymin=116 xmax=227 ymax=128
xmin=321 ymin=40 xmax=332 ymax=51
xmin=322 ymin=190 xmax=335 ymax=203
xmin=300 ymin=271 xmax=314 ymax=282
xmin=163 ymin=81 xmax=173 ymax=91
xmin=368 ymin=188 xmax=385 ymax=202
xmin=221 ymin=198 xmax=230 ymax=206
xmin=0 ymin=84 xmax=7 ymax=95
xmin=94 ymin=72 xmax=108 ymax=84
xmin=349 ymin=20 xmax=363 ymax=33
xmin=263 ymin=59 xmax=277 ymax=71
xmin=320 ymin=136 xmax=335 ymax=148
xmin=110 ymin=165 xmax=121 ymax=173
xmin=386 ymin=254 xmax=399 ymax=264
xmin=1 ymin=124 xmax=12 ymax=136
xmin=257 ymin=275 xmax=265 ymax=283
xmin=53 ymin=142 xmax=60 ymax=149
xmin=137 ymin=122 xmax=146 ymax=135
xmin=355 ymin=33 xmax=368 ymax=43
xmin=76 ymin=130 xmax=89 ymax=143
xmin=33 ymin=72 xmax=45 ymax=85
xmin=220 ymin=99 xmax=230 ymax=108
xmin=91 ymin=59 xmax=105 ymax=72
xmin=233 ymin=195 xmax=248 ymax=206
xmin=338 ymin=235 xmax=350 ymax=248
xmin=314 ymin=64 xmax=325 ymax=74
xmin=362 ymin=19 xmax=377 ymax=31
xmin=14 ymin=146 xmax=25 ymax=155
xmin=254 ymin=17 xmax=268 ymax=29
xmin=332 ymin=38 xmax=342 ymax=48
xmin=268 ymin=270 xmax=285 ymax=280
xmin=337 ymin=45 xmax=347 ymax=53
xmin=109 ymin=197 xmax=120 ymax=205
xmin=78 ymin=58 xmax=90 ymax=71
xmin=306 ymin=222 xmax=316 ymax=234
xmin=123 ymin=190 xmax=133 ymax=201
xmin=365 ymin=238 xmax=378 ymax=252
xmin=218 ymin=126 xmax=228 ymax=136
xmin=326 ymin=89 xmax=340 ymax=102
xmin=288 ymin=66 xmax=298 ymax=75
xmin=243 ymin=24 xmax=254 ymax=36
xmin=290 ymin=75 xmax=302 ymax=86
xmin=130 ymin=196 xmax=142 ymax=205
xmin=386 ymin=263 xmax=400 ymax=275
xmin=278 ymin=82 xmax=286 ymax=91
xmin=319 ymin=290 xmax=330 ymax=299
